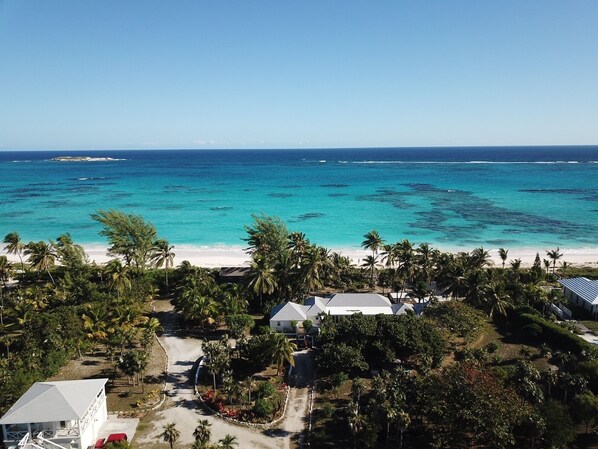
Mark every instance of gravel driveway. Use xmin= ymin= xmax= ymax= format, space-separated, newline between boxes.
xmin=135 ymin=302 xmax=313 ymax=449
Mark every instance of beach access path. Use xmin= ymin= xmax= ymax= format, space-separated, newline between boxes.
xmin=135 ymin=301 xmax=313 ymax=449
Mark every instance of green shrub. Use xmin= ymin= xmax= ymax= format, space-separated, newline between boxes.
xmin=253 ymin=398 xmax=274 ymax=418
xmin=522 ymin=323 xmax=543 ymax=338
xmin=485 ymin=342 xmax=499 ymax=353
xmin=258 ymin=381 xmax=276 ymax=398
xmin=322 ymin=403 xmax=335 ymax=419
xmin=331 ymin=372 xmax=349 ymax=388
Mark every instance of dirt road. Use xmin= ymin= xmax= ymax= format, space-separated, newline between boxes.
xmin=135 ymin=303 xmax=313 ymax=449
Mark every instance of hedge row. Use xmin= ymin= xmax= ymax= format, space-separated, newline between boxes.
xmin=517 ymin=312 xmax=597 ymax=356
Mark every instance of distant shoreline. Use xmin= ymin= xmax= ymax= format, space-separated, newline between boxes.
xmin=6 ymin=243 xmax=594 ymax=269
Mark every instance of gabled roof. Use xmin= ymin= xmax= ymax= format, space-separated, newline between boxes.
xmin=325 ymin=293 xmax=394 ymax=316
xmin=326 ymin=293 xmax=392 ymax=308
xmin=304 ymin=296 xmax=329 ymax=316
xmin=391 ymin=303 xmax=415 ymax=315
xmin=559 ymin=277 xmax=598 ymax=304
xmin=269 ymin=302 xmax=307 ymax=322
xmin=0 ymin=379 xmax=108 ymax=425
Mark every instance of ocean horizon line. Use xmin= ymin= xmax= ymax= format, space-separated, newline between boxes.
xmin=2 ymin=144 xmax=598 ymax=153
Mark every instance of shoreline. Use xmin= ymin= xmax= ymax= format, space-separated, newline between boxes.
xmin=6 ymin=243 xmax=596 ymax=269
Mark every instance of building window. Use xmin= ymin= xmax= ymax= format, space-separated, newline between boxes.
xmin=60 ymin=421 xmax=66 ymax=428
xmin=277 ymin=322 xmax=281 ymax=326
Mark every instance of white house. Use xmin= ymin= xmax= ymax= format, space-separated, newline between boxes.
xmin=270 ymin=293 xmax=416 ymax=332
xmin=0 ymin=379 xmax=108 ymax=449
xmin=559 ymin=277 xmax=598 ymax=318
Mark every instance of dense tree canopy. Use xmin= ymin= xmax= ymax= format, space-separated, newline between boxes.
xmin=91 ymin=209 xmax=158 ymax=269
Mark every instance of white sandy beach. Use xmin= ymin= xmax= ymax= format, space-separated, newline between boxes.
xmin=79 ymin=244 xmax=598 ymax=269
xmin=5 ymin=243 xmax=597 ymax=269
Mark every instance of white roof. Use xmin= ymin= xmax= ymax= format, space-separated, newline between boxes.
xmin=270 ymin=302 xmax=307 ymax=322
xmin=303 ymin=296 xmax=329 ymax=317
xmin=392 ymin=303 xmax=415 ymax=315
xmin=559 ymin=278 xmax=598 ymax=305
xmin=0 ymin=379 xmax=108 ymax=425
xmin=326 ymin=293 xmax=392 ymax=308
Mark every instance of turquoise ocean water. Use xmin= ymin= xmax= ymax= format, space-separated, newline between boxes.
xmin=1 ymin=147 xmax=598 ymax=251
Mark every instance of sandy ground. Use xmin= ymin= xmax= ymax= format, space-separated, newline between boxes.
xmin=135 ymin=302 xmax=313 ymax=449
xmin=44 ymin=243 xmax=598 ymax=269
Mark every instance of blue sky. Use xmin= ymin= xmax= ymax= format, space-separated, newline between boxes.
xmin=0 ymin=0 xmax=597 ymax=150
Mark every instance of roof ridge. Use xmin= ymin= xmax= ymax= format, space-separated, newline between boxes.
xmin=55 ymin=384 xmax=86 ymax=418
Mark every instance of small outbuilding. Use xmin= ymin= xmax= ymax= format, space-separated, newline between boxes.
xmin=0 ymin=379 xmax=108 ymax=449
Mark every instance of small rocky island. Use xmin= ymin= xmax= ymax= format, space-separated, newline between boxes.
xmin=50 ymin=156 xmax=122 ymax=162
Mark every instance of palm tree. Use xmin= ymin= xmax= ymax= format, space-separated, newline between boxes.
xmin=0 ymin=256 xmax=12 ymax=288
xmin=243 ymin=376 xmax=257 ymax=403
xmin=159 ymin=423 xmax=180 ymax=449
xmin=270 ymin=332 xmax=297 ymax=374
xmin=352 ymin=378 xmax=366 ymax=403
xmin=416 ymin=243 xmax=437 ymax=283
xmin=470 ymin=246 xmax=492 ymax=270
xmin=560 ymin=261 xmax=571 ymax=277
xmin=485 ymin=282 xmax=511 ymax=318
xmin=498 ymin=248 xmax=508 ymax=269
xmin=3 ymin=232 xmax=25 ymax=271
xmin=361 ymin=255 xmax=379 ymax=288
xmin=396 ymin=410 xmax=411 ymax=449
xmin=104 ymin=259 xmax=131 ymax=298
xmin=193 ymin=419 xmax=212 ymax=448
xmin=546 ymin=247 xmax=563 ymax=274
xmin=177 ymin=290 xmax=219 ymax=329
xmin=150 ymin=239 xmax=175 ymax=288
xmin=347 ymin=401 xmax=365 ymax=449
xmin=362 ymin=230 xmax=384 ymax=260
xmin=246 ymin=256 xmax=277 ymax=310
xmin=300 ymin=245 xmax=329 ymax=294
xmin=218 ymin=435 xmax=238 ymax=449
xmin=24 ymin=241 xmax=57 ymax=284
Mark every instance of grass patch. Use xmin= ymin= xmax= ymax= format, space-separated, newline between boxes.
xmin=470 ymin=321 xmax=553 ymax=371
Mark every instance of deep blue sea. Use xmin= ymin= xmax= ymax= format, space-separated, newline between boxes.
xmin=1 ymin=147 xmax=598 ymax=251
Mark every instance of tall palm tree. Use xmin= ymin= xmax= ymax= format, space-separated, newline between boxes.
xmin=361 ymin=255 xmax=379 ymax=288
xmin=396 ymin=410 xmax=411 ymax=449
xmin=270 ymin=332 xmax=297 ymax=374
xmin=104 ymin=259 xmax=131 ymax=298
xmin=498 ymin=248 xmax=508 ymax=269
xmin=218 ymin=435 xmax=238 ymax=449
xmin=415 ymin=243 xmax=437 ymax=283
xmin=485 ymin=282 xmax=511 ymax=318
xmin=0 ymin=256 xmax=12 ymax=288
xmin=193 ymin=419 xmax=212 ymax=448
xmin=150 ymin=239 xmax=175 ymax=287
xmin=246 ymin=256 xmax=277 ymax=310
xmin=546 ymin=247 xmax=563 ymax=274
xmin=24 ymin=241 xmax=57 ymax=284
xmin=347 ymin=401 xmax=365 ymax=449
xmin=3 ymin=232 xmax=25 ymax=271
xmin=463 ymin=269 xmax=489 ymax=308
xmin=159 ymin=423 xmax=180 ymax=449
xmin=469 ymin=247 xmax=492 ymax=270
xmin=362 ymin=230 xmax=384 ymax=259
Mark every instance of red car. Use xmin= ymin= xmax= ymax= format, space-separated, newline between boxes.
xmin=94 ymin=433 xmax=128 ymax=448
